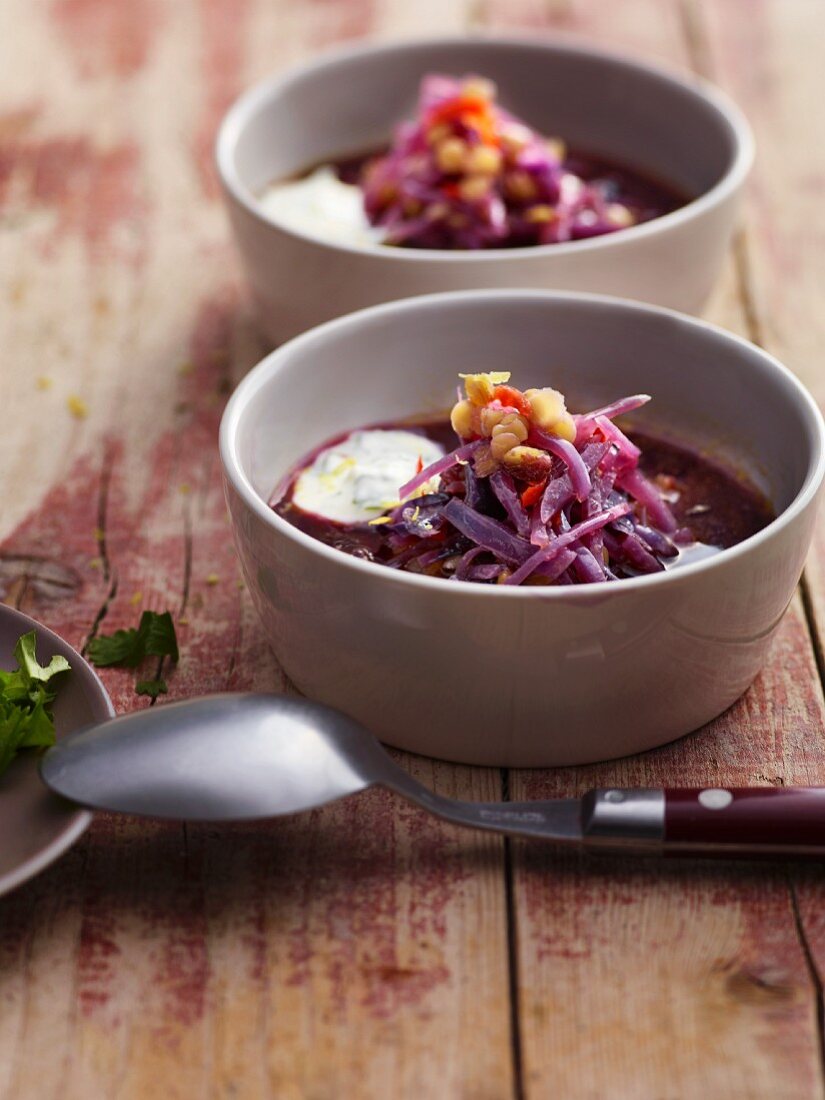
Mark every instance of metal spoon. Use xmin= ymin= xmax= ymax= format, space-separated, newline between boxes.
xmin=40 ymin=693 xmax=825 ymax=859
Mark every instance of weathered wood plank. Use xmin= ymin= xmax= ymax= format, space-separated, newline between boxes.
xmin=480 ymin=1 xmax=825 ymax=1096
xmin=698 ymin=0 xmax=825 ymax=673
xmin=509 ymin=594 xmax=825 ymax=1100
xmin=481 ymin=0 xmax=691 ymax=66
xmin=0 ymin=2 xmax=512 ymax=1097
xmin=700 ymin=0 xmax=825 ymax=1033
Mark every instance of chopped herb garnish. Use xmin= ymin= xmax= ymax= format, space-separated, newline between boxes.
xmin=0 ymin=631 xmax=70 ymax=777
xmin=86 ymin=626 xmax=144 ymax=668
xmin=87 ymin=611 xmax=179 ymax=699
xmin=135 ymin=678 xmax=168 ymax=699
xmin=88 ymin=610 xmax=179 ymax=668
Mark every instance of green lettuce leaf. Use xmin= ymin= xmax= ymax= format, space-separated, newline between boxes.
xmin=14 ymin=631 xmax=71 ymax=684
xmin=0 ymin=632 xmax=70 ymax=778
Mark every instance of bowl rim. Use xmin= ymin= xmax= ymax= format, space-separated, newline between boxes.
xmin=215 ymin=32 xmax=755 ymax=263
xmin=220 ymin=289 xmax=825 ymax=601
xmin=0 ymin=603 xmax=114 ymax=896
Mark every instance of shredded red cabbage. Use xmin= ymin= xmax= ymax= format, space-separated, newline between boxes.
xmin=281 ymin=371 xmax=683 ymax=587
xmin=503 ymin=502 xmax=633 ymax=586
xmin=398 ymin=439 xmax=481 ymax=499
xmin=442 ymin=498 xmax=532 ymax=564
xmin=574 ymin=394 xmax=650 ymax=440
xmin=361 ymin=74 xmax=643 ymax=250
xmin=368 ymin=373 xmax=680 ymax=586
xmin=615 ymin=467 xmax=678 ymax=533
xmin=528 ymin=427 xmax=591 ymax=500
xmin=489 ymin=469 xmax=530 ymax=536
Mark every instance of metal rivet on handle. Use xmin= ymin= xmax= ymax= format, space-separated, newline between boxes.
xmin=698 ymin=788 xmax=733 ymax=810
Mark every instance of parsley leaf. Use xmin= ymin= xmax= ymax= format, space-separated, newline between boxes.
xmin=140 ymin=611 xmax=179 ymax=663
xmin=135 ymin=678 xmax=168 ymax=699
xmin=87 ymin=611 xmax=179 ymax=699
xmin=0 ymin=631 xmax=70 ymax=778
xmin=86 ymin=626 xmax=144 ymax=667
xmin=88 ymin=611 xmax=179 ymax=669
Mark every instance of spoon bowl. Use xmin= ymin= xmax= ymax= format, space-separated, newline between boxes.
xmin=40 ymin=694 xmax=386 ymax=820
xmin=40 ymin=692 xmax=583 ymax=841
xmin=39 ymin=693 xmax=825 ymax=862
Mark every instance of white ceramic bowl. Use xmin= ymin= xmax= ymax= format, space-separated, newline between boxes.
xmin=217 ymin=36 xmax=754 ymax=346
xmin=220 ymin=290 xmax=825 ymax=767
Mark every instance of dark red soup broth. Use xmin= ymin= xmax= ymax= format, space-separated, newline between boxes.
xmin=273 ymin=420 xmax=773 ymax=584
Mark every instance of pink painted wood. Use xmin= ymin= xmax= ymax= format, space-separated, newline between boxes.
xmin=1 ymin=1 xmax=824 ymax=1097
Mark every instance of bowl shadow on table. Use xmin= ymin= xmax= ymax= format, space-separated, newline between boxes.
xmin=513 ymin=836 xmax=823 ymax=885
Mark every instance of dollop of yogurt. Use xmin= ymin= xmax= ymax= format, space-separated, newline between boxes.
xmin=292 ymin=429 xmax=445 ymax=524
xmin=258 ymin=167 xmax=385 ymax=248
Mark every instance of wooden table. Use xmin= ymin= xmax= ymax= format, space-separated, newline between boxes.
xmin=2 ymin=1 xmax=825 ymax=1096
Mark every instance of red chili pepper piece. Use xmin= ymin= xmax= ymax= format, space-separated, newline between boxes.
xmin=493 ymin=386 xmax=532 ymax=419
xmin=521 ymin=479 xmax=547 ymax=508
xmin=427 ymin=96 xmax=499 ymax=144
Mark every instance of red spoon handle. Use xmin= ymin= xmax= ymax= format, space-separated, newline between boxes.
xmin=664 ymin=787 xmax=825 ymax=857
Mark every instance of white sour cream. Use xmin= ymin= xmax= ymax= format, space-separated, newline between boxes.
xmin=292 ymin=429 xmax=445 ymax=524
xmin=258 ymin=167 xmax=385 ymax=248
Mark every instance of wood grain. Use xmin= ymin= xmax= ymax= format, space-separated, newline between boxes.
xmin=700 ymin=0 xmax=825 ymax=696
xmin=481 ymin=1 xmax=825 ymax=1096
xmin=0 ymin=2 xmax=512 ymax=1098
xmin=698 ymin=0 xmax=825 ymax=1055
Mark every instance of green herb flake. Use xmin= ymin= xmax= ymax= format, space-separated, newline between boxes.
xmin=140 ymin=611 xmax=179 ymax=663
xmin=86 ymin=626 xmax=144 ymax=668
xmin=135 ymin=678 xmax=168 ymax=699
xmin=88 ymin=611 xmax=179 ymax=670
xmin=0 ymin=631 xmax=70 ymax=778
xmin=87 ymin=611 xmax=179 ymax=699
